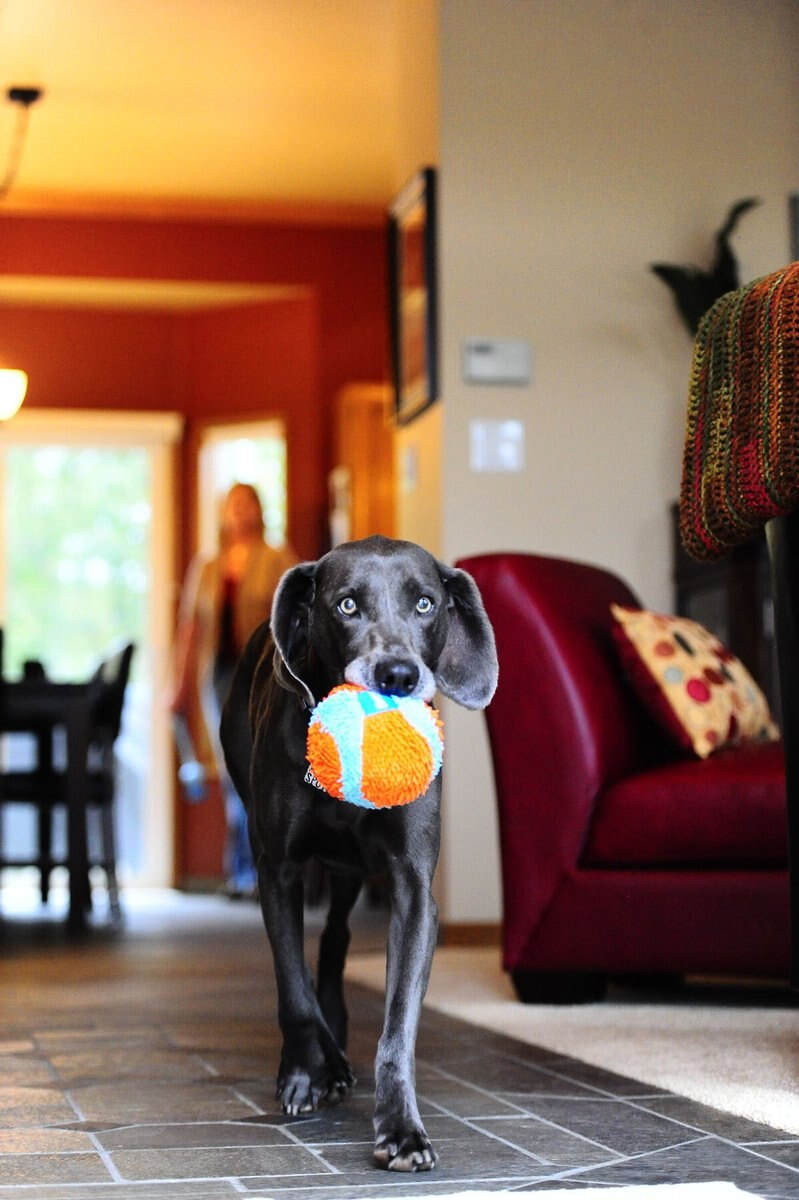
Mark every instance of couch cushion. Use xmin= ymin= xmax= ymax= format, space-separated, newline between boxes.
xmin=583 ymin=740 xmax=786 ymax=868
xmin=610 ymin=604 xmax=779 ymax=759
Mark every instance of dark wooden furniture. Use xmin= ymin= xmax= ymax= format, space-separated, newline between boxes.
xmin=0 ymin=678 xmax=95 ymax=927
xmin=675 ymin=261 xmax=799 ymax=988
xmin=674 ymin=503 xmax=799 ymax=986
xmin=0 ymin=642 xmax=134 ymax=928
xmin=672 ymin=504 xmax=779 ymax=717
xmin=766 ymin=514 xmax=799 ymax=988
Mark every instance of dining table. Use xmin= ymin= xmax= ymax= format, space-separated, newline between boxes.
xmin=0 ymin=674 xmax=96 ymax=929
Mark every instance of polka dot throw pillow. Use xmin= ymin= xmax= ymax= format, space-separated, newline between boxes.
xmin=610 ymin=604 xmax=779 ymax=759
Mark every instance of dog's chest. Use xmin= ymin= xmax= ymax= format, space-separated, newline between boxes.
xmin=307 ymin=795 xmax=375 ymax=876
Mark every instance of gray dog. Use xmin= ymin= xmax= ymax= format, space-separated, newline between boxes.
xmin=221 ymin=535 xmax=498 ymax=1171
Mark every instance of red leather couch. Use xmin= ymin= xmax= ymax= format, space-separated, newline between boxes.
xmin=457 ymin=552 xmax=790 ymax=1001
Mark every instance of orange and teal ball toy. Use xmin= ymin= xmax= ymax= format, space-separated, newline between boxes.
xmin=306 ymin=684 xmax=444 ymax=809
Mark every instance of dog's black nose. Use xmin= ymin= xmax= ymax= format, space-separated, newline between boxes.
xmin=374 ymin=659 xmax=420 ymax=697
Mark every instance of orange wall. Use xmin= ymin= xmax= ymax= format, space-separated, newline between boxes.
xmin=178 ymin=297 xmax=322 ymax=557
xmin=0 ymin=304 xmax=179 ymax=410
xmin=0 ymin=212 xmax=389 ymax=560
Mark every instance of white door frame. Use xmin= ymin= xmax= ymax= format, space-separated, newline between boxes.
xmin=0 ymin=408 xmax=183 ymax=887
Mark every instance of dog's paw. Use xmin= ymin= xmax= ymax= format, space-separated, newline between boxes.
xmin=373 ymin=1127 xmax=437 ymax=1172
xmin=277 ymin=1060 xmax=356 ymax=1116
xmin=277 ymin=1068 xmax=321 ymax=1116
xmin=326 ymin=1060 xmax=356 ymax=1103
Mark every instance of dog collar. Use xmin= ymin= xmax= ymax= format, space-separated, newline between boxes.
xmin=303 ymin=762 xmax=327 ymax=793
xmin=286 ymin=662 xmax=316 ymax=710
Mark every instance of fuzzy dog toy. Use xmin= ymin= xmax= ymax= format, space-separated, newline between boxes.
xmin=306 ymin=684 xmax=444 ymax=809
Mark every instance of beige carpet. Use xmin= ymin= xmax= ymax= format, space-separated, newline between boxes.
xmin=345 ymin=946 xmax=799 ymax=1137
xmin=341 ymin=1188 xmax=760 ymax=1200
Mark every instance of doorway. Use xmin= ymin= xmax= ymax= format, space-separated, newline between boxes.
xmin=197 ymin=419 xmax=288 ymax=554
xmin=0 ymin=409 xmax=181 ymax=887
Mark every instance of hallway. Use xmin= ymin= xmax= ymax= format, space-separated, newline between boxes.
xmin=1 ymin=889 xmax=799 ymax=1197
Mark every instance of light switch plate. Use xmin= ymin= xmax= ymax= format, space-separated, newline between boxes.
xmin=469 ymin=419 xmax=525 ymax=472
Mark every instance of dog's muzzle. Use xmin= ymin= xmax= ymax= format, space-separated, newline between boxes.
xmin=345 ymin=654 xmax=436 ymax=701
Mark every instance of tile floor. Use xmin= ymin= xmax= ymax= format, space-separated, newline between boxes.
xmin=1 ymin=888 xmax=799 ymax=1198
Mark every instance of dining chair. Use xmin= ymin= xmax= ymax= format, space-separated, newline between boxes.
xmin=0 ymin=640 xmax=135 ymax=920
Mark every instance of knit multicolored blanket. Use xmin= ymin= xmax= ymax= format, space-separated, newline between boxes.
xmin=680 ymin=260 xmax=799 ymax=560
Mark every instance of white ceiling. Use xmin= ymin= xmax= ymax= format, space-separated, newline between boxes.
xmin=0 ymin=0 xmax=415 ymax=219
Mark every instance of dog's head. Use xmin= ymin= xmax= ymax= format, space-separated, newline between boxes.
xmin=270 ymin=535 xmax=498 ymax=711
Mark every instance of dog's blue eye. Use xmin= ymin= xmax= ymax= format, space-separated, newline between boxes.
xmin=338 ymin=597 xmax=358 ymax=616
xmin=416 ymin=596 xmax=434 ymax=615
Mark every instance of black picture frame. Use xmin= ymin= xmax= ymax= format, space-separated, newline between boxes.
xmin=388 ymin=167 xmax=438 ymax=424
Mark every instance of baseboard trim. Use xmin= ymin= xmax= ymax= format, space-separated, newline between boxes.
xmin=439 ymin=922 xmax=501 ymax=947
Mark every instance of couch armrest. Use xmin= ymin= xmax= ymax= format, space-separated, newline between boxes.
xmin=459 ymin=553 xmax=659 ymax=967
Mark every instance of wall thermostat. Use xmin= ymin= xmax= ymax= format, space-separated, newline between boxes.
xmin=462 ymin=338 xmax=531 ymax=385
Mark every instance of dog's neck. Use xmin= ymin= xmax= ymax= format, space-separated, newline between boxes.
xmin=281 ymin=648 xmax=344 ymax=714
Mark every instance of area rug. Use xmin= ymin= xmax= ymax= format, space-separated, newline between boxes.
xmin=317 ymin=1185 xmax=762 ymax=1199
xmin=345 ymin=946 xmax=799 ymax=1136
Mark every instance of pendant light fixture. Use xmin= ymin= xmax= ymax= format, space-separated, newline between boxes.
xmin=0 ymin=368 xmax=27 ymax=420
xmin=1 ymin=85 xmax=43 ymax=197
xmin=0 ymin=85 xmax=43 ymax=418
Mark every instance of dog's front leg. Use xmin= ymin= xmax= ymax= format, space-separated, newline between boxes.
xmin=258 ymin=857 xmax=355 ymax=1115
xmin=373 ymin=859 xmax=438 ymax=1172
xmin=316 ymin=871 xmax=363 ymax=1051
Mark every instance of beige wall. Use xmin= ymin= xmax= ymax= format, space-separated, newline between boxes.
xmin=433 ymin=0 xmax=799 ymax=924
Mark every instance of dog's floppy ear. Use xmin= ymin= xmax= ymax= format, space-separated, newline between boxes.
xmin=435 ymin=564 xmax=498 ymax=709
xmin=271 ymin=561 xmax=318 ymax=707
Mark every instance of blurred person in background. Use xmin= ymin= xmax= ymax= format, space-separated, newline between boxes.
xmin=171 ymin=482 xmax=298 ymax=897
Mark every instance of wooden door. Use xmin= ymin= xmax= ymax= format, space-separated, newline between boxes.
xmin=332 ymin=383 xmax=395 ymax=543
